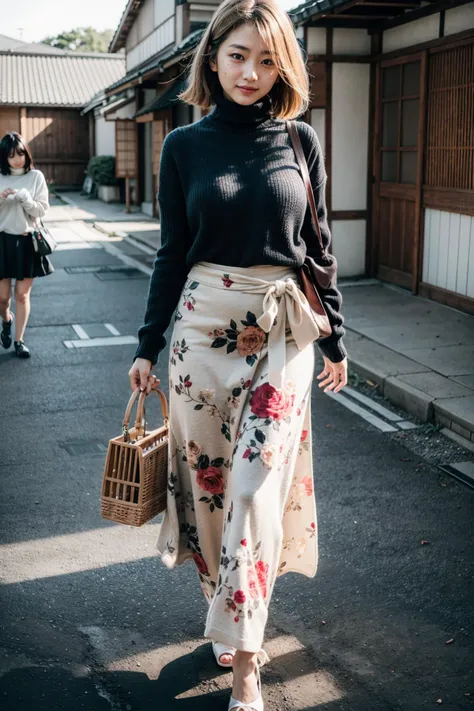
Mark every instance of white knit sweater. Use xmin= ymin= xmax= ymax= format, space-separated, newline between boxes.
xmin=0 ymin=169 xmax=49 ymax=235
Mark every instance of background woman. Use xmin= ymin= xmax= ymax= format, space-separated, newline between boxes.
xmin=129 ymin=1 xmax=347 ymax=709
xmin=0 ymin=131 xmax=52 ymax=358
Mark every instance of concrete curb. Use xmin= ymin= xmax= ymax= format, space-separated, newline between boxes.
xmin=54 ymin=192 xmax=77 ymax=207
xmin=346 ymin=329 xmax=474 ymax=446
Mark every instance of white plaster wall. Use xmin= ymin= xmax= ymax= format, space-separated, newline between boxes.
xmin=154 ymin=0 xmax=174 ymax=27
xmin=333 ymin=28 xmax=371 ymax=55
xmin=108 ymin=102 xmax=136 ymax=120
xmin=331 ymin=220 xmax=367 ymax=277
xmin=423 ymin=210 xmax=474 ymax=297
xmin=331 ymin=63 xmax=370 ymax=211
xmin=137 ymin=0 xmax=154 ymax=41
xmin=445 ymin=5 xmax=474 ymax=36
xmin=310 ymin=108 xmax=325 ymax=156
xmin=383 ymin=14 xmax=439 ymax=53
xmin=307 ymin=27 xmax=326 ymax=54
xmin=95 ymin=116 xmax=115 ymax=156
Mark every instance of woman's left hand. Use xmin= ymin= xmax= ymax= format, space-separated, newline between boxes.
xmin=14 ymin=188 xmax=31 ymax=203
xmin=316 ymin=356 xmax=348 ymax=393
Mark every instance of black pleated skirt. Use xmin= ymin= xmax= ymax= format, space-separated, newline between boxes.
xmin=0 ymin=231 xmax=54 ymax=280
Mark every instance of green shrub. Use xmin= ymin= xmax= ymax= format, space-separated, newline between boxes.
xmin=86 ymin=155 xmax=119 ymax=186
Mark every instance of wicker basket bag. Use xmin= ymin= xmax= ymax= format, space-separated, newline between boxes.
xmin=100 ymin=387 xmax=169 ymax=527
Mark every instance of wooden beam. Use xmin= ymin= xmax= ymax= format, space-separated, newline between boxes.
xmin=334 ymin=0 xmax=420 ymax=10
xmin=136 ymin=112 xmax=154 ymax=123
xmin=370 ymin=0 xmax=472 ymax=32
xmin=412 ymin=50 xmax=428 ymax=295
xmin=308 ymin=53 xmax=371 ymax=63
xmin=418 ymin=283 xmax=474 ymax=316
xmin=31 ymin=158 xmax=87 ymax=164
xmin=325 ymin=28 xmax=333 ymax=249
xmin=308 ymin=19 xmax=379 ymax=28
xmin=330 ymin=210 xmax=368 ymax=219
xmin=422 ymin=187 xmax=474 ymax=217
xmin=355 ymin=0 xmax=420 ymax=5
xmin=329 ymin=13 xmax=393 ymax=19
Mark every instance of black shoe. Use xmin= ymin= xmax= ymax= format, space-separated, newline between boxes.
xmin=1 ymin=314 xmax=14 ymax=349
xmin=14 ymin=340 xmax=30 ymax=358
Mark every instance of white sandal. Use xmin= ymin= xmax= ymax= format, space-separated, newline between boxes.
xmin=212 ymin=640 xmax=236 ymax=668
xmin=212 ymin=641 xmax=270 ymax=669
xmin=228 ymin=660 xmax=264 ymax=711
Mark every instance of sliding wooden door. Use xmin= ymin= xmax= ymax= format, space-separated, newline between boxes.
xmin=373 ymin=55 xmax=425 ymax=290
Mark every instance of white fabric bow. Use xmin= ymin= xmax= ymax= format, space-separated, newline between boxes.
xmin=256 ymin=278 xmax=320 ymax=390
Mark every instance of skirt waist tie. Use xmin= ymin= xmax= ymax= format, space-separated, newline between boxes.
xmin=188 ymin=262 xmax=321 ymax=390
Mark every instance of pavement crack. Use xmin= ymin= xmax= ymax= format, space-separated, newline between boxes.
xmin=78 ymin=627 xmax=129 ymax=711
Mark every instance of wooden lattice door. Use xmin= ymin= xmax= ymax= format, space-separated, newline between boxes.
xmin=373 ymin=55 xmax=424 ymax=290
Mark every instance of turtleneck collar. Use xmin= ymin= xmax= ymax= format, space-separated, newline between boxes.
xmin=209 ymin=79 xmax=273 ymax=127
xmin=10 ymin=167 xmax=26 ymax=176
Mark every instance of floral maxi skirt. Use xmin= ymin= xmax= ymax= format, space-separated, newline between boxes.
xmin=156 ymin=262 xmax=320 ymax=653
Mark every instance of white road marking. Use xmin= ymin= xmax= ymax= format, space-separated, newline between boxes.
xmin=100 ymin=240 xmax=153 ymax=276
xmin=343 ymin=385 xmax=404 ymax=422
xmin=104 ymin=323 xmax=121 ymax=336
xmin=397 ymin=421 xmax=421 ymax=430
xmin=72 ymin=324 xmax=90 ymax=340
xmin=324 ymin=390 xmax=398 ymax=432
xmin=63 ymin=336 xmax=138 ymax=348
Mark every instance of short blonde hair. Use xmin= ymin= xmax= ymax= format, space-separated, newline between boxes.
xmin=178 ymin=0 xmax=309 ymax=120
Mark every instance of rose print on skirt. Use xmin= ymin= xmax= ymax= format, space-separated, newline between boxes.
xmin=155 ymin=262 xmax=319 ymax=653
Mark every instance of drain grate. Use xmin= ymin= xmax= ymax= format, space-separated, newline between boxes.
xmin=95 ymin=267 xmax=148 ymax=281
xmin=59 ymin=440 xmax=108 ymax=456
xmin=65 ymin=265 xmax=103 ymax=274
xmin=65 ymin=265 xmax=148 ymax=279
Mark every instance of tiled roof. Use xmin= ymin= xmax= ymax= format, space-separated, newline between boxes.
xmin=0 ymin=34 xmax=26 ymax=51
xmin=105 ymin=28 xmax=204 ymax=95
xmin=0 ymin=52 xmax=126 ymax=107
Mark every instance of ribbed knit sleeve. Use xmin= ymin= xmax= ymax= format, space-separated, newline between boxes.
xmin=14 ymin=170 xmax=49 ymax=219
xmin=134 ymin=130 xmax=192 ymax=365
xmin=296 ymin=122 xmax=347 ymax=363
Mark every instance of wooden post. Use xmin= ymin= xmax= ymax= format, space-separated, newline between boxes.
xmin=325 ymin=27 xmax=333 ymax=250
xmin=125 ymin=176 xmax=131 ymax=214
xmin=20 ymin=107 xmax=27 ymax=139
xmin=366 ymin=31 xmax=382 ymax=278
xmin=412 ymin=50 xmax=428 ymax=294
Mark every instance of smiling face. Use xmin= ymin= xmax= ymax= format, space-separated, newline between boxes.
xmin=209 ymin=22 xmax=280 ymax=106
xmin=8 ymin=146 xmax=26 ymax=170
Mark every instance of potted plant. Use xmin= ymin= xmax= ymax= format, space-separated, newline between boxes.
xmin=86 ymin=156 xmax=121 ymax=203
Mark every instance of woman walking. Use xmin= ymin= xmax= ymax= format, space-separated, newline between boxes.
xmin=0 ymin=132 xmax=52 ymax=358
xmin=129 ymin=1 xmax=347 ymax=708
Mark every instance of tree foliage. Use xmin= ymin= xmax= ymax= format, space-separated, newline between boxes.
xmin=42 ymin=27 xmax=115 ymax=53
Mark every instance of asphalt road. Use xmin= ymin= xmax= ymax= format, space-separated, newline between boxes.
xmin=0 ymin=208 xmax=473 ymax=711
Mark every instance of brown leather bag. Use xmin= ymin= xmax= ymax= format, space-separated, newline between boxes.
xmin=286 ymin=119 xmax=335 ymax=340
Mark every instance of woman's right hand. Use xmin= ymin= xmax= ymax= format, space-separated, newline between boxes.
xmin=1 ymin=188 xmax=16 ymax=199
xmin=128 ymin=358 xmax=159 ymax=394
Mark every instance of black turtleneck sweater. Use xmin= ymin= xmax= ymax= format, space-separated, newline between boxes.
xmin=135 ymin=80 xmax=346 ymax=366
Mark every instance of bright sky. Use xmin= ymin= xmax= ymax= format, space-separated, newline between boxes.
xmin=1 ymin=0 xmax=298 ymax=44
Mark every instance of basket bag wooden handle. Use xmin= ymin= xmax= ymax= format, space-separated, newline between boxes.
xmin=122 ymin=387 xmax=169 ymax=442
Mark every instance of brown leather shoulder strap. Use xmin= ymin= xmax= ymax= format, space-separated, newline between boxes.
xmin=286 ymin=119 xmax=324 ymax=254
